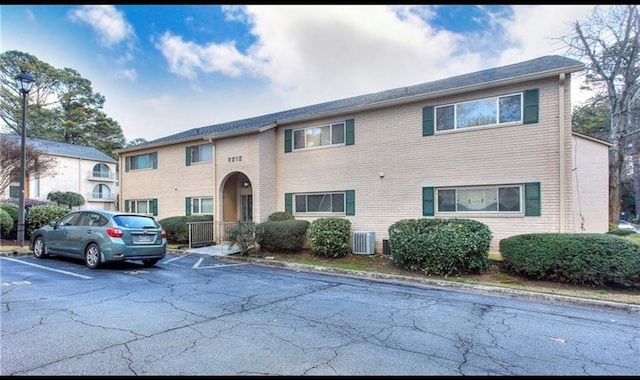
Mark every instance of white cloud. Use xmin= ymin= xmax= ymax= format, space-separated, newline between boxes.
xmin=68 ymin=5 xmax=135 ymax=47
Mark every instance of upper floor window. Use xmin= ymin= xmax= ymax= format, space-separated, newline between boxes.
xmin=125 ymin=152 xmax=157 ymax=171
xmin=435 ymin=93 xmax=522 ymax=132
xmin=186 ymin=144 xmax=213 ymax=166
xmin=92 ymin=163 xmax=111 ymax=178
xmin=293 ymin=122 xmax=345 ymax=150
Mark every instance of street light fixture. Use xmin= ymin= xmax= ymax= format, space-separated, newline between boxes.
xmin=14 ymin=70 xmax=35 ymax=247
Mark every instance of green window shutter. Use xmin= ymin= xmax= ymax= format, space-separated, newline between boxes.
xmin=125 ymin=157 xmax=130 ymax=172
xmin=185 ymin=147 xmax=191 ymax=166
xmin=151 ymin=152 xmax=158 ymax=169
xmin=422 ymin=187 xmax=435 ymax=216
xmin=152 ymin=198 xmax=158 ymax=216
xmin=523 ymin=89 xmax=539 ymax=124
xmin=345 ymin=119 xmax=355 ymax=145
xmin=525 ymin=182 xmax=541 ymax=216
xmin=285 ymin=193 xmax=292 ymax=214
xmin=124 ymin=200 xmax=130 ymax=212
xmin=345 ymin=190 xmax=355 ymax=216
xmin=422 ymin=106 xmax=434 ymax=136
xmin=284 ymin=129 xmax=292 ymax=153
xmin=185 ymin=197 xmax=192 ymax=216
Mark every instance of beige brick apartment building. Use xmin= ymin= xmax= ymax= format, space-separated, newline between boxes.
xmin=114 ymin=55 xmax=611 ymax=252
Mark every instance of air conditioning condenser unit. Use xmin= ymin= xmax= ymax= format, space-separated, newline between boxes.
xmin=352 ymin=231 xmax=375 ymax=255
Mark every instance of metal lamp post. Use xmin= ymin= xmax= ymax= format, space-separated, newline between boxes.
xmin=14 ymin=71 xmax=35 ymax=247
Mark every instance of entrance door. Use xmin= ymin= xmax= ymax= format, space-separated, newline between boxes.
xmin=241 ymin=194 xmax=253 ymax=222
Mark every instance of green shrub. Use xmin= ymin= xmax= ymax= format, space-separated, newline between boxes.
xmin=158 ymin=215 xmax=213 ymax=244
xmin=499 ymin=233 xmax=640 ymax=287
xmin=0 ymin=202 xmax=19 ymax=223
xmin=388 ymin=218 xmax=492 ymax=276
xmin=227 ymin=222 xmax=257 ymax=255
xmin=308 ymin=217 xmax=351 ymax=258
xmin=0 ymin=208 xmax=13 ymax=236
xmin=267 ymin=211 xmax=295 ymax=222
xmin=255 ymin=219 xmax=310 ymax=252
xmin=26 ymin=205 xmax=69 ymax=238
xmin=606 ymin=228 xmax=636 ymax=236
xmin=47 ymin=191 xmax=85 ymax=208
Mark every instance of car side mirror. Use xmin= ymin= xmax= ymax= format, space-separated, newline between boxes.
xmin=49 ymin=221 xmax=57 ymax=228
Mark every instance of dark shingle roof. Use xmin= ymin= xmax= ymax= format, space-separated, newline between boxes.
xmin=0 ymin=134 xmax=117 ymax=163
xmin=137 ymin=55 xmax=584 ymax=148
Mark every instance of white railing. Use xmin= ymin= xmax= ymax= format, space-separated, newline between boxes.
xmin=87 ymin=171 xmax=117 ymax=181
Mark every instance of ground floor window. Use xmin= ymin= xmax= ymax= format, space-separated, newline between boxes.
xmin=125 ymin=199 xmax=158 ymax=216
xmin=437 ymin=185 xmax=521 ymax=213
xmin=285 ymin=190 xmax=355 ymax=216
xmin=187 ymin=197 xmax=213 ymax=215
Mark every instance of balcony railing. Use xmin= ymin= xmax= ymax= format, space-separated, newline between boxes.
xmin=87 ymin=171 xmax=117 ymax=182
xmin=85 ymin=192 xmax=116 ymax=202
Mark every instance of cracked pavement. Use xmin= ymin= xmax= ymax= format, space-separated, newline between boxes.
xmin=1 ymin=252 xmax=639 ymax=375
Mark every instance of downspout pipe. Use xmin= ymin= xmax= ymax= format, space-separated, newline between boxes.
xmin=559 ymin=73 xmax=566 ymax=232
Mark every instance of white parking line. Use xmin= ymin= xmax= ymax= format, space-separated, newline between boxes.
xmin=162 ymin=254 xmax=190 ymax=264
xmin=0 ymin=257 xmax=92 ymax=279
xmin=197 ymin=263 xmax=247 ymax=269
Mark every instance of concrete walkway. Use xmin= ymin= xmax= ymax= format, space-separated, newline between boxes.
xmin=184 ymin=244 xmax=242 ymax=256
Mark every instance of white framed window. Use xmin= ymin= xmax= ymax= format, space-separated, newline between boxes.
xmin=92 ymin=163 xmax=111 ymax=178
xmin=293 ymin=122 xmax=345 ymax=150
xmin=295 ymin=192 xmax=345 ymax=213
xmin=92 ymin=184 xmax=111 ymax=200
xmin=437 ymin=185 xmax=522 ymax=213
xmin=126 ymin=152 xmax=157 ymax=171
xmin=127 ymin=199 xmax=154 ymax=215
xmin=435 ymin=93 xmax=522 ymax=132
xmin=191 ymin=197 xmax=213 ymax=214
xmin=188 ymin=144 xmax=213 ymax=164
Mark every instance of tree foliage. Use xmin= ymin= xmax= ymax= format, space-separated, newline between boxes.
xmin=46 ymin=191 xmax=85 ymax=209
xmin=0 ymin=134 xmax=58 ymax=196
xmin=0 ymin=50 xmax=126 ymax=159
xmin=562 ymin=5 xmax=640 ymax=224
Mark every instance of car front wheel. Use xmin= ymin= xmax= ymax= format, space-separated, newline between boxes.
xmin=84 ymin=243 xmax=102 ymax=269
xmin=32 ymin=237 xmax=48 ymax=259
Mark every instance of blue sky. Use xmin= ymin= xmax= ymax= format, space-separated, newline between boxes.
xmin=1 ymin=5 xmax=599 ymax=142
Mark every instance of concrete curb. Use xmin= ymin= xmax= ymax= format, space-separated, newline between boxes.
xmin=223 ymin=255 xmax=640 ymax=315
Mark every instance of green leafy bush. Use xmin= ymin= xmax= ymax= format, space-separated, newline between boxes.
xmin=0 ymin=202 xmax=19 ymax=223
xmin=267 ymin=212 xmax=295 ymax=222
xmin=227 ymin=222 xmax=257 ymax=255
xmin=157 ymin=215 xmax=213 ymax=244
xmin=26 ymin=205 xmax=69 ymax=238
xmin=388 ymin=218 xmax=492 ymax=276
xmin=499 ymin=233 xmax=640 ymax=287
xmin=0 ymin=208 xmax=13 ymax=236
xmin=255 ymin=219 xmax=309 ymax=252
xmin=47 ymin=191 xmax=85 ymax=208
xmin=607 ymin=228 xmax=636 ymax=236
xmin=308 ymin=217 xmax=351 ymax=258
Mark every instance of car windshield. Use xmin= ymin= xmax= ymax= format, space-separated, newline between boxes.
xmin=113 ymin=215 xmax=158 ymax=229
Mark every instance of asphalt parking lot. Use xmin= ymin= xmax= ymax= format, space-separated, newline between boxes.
xmin=2 ymin=252 xmax=640 ymax=375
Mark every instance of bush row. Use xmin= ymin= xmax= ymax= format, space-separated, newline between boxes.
xmin=500 ymin=233 xmax=640 ymax=287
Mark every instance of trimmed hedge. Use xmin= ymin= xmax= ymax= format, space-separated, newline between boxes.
xmin=499 ymin=233 xmax=640 ymax=287
xmin=267 ymin=212 xmax=295 ymax=222
xmin=308 ymin=217 xmax=351 ymax=258
xmin=255 ymin=219 xmax=310 ymax=252
xmin=0 ymin=208 xmax=12 ymax=235
xmin=157 ymin=215 xmax=213 ymax=244
xmin=606 ymin=228 xmax=636 ymax=236
xmin=389 ymin=218 xmax=492 ymax=276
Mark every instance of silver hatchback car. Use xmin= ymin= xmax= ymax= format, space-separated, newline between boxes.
xmin=30 ymin=210 xmax=167 ymax=269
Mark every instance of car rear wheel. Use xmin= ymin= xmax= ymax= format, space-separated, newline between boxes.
xmin=32 ymin=237 xmax=49 ymax=259
xmin=84 ymin=243 xmax=102 ymax=269
xmin=142 ymin=258 xmax=160 ymax=267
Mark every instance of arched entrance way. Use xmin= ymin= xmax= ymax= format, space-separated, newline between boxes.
xmin=218 ymin=172 xmax=253 ymax=242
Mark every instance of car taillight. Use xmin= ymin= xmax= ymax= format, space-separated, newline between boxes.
xmin=106 ymin=227 xmax=124 ymax=238
xmin=161 ymin=230 xmax=167 ymax=239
